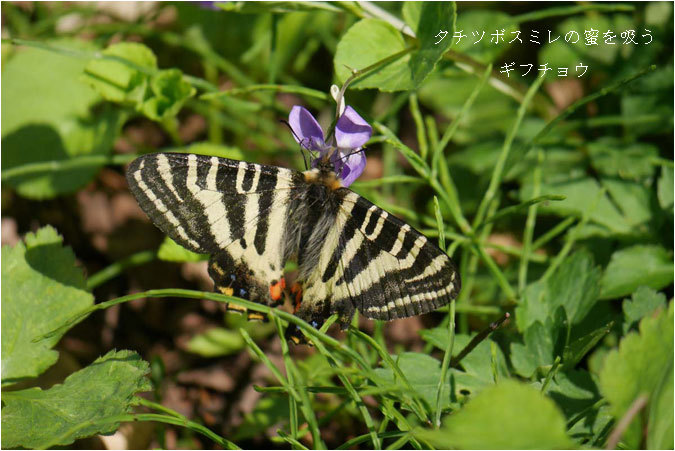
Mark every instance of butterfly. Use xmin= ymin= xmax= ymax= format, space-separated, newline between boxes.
xmin=126 ymin=152 xmax=460 ymax=343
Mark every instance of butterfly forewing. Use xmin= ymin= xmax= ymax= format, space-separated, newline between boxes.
xmin=127 ymin=153 xmax=302 ymax=305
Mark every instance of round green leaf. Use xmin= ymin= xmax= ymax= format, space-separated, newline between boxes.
xmin=334 ymin=19 xmax=413 ymax=92
xmin=2 ymin=40 xmax=122 ymax=199
xmin=416 ymin=379 xmax=573 ymax=449
xmin=1 ymin=226 xmax=93 ymax=385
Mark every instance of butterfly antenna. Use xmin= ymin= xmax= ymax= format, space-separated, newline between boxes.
xmin=280 ymin=119 xmax=313 ymax=170
xmin=338 ymin=146 xmax=367 ymax=162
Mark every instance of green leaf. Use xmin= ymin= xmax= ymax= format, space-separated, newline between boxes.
xmin=1 ymin=226 xmax=93 ymax=385
xmin=1 ymin=350 xmax=151 ymax=449
xmin=374 ymin=353 xmax=448 ymax=410
xmin=157 ymin=236 xmax=208 ymax=263
xmin=233 ymin=396 xmax=290 ymax=441
xmin=622 ymin=286 xmax=667 ymax=333
xmin=420 ymin=330 xmax=509 ymax=383
xmin=83 ymin=42 xmax=157 ymax=104
xmin=453 ymin=11 xmax=518 ymax=64
xmin=406 ymin=2 xmax=456 ymax=86
xmin=647 ymin=363 xmax=674 ymax=450
xmin=415 ymin=380 xmax=573 ymax=449
xmin=419 ymin=72 xmax=517 ymax=144
xmin=2 ymin=39 xmax=122 ymax=199
xmin=139 ymin=69 xmax=196 ymax=121
xmin=562 ymin=321 xmax=613 ymax=370
xmin=601 ymin=177 xmax=655 ymax=231
xmin=657 ymin=166 xmax=674 ymax=211
xmin=588 ymin=138 xmax=659 ymax=180
xmin=521 ymin=177 xmax=633 ymax=236
xmin=334 ymin=19 xmax=413 ymax=92
xmin=544 ymin=370 xmax=611 ymax=444
xmin=516 ymin=251 xmax=602 ymax=332
xmin=599 ymin=303 xmax=673 ymax=449
xmin=599 ymin=245 xmax=674 ymax=300
xmin=374 ymin=352 xmax=483 ymax=410
xmin=510 ymin=316 xmax=563 ymax=378
xmin=187 ymin=327 xmax=245 ymax=357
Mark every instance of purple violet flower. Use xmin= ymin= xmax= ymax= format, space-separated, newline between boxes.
xmin=288 ymin=105 xmax=372 ymax=187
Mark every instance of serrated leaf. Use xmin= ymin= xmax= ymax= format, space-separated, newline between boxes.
xmin=1 ymin=226 xmax=93 ymax=385
xmin=453 ymin=11 xmax=518 ymax=64
xmin=374 ymin=352 xmax=481 ymax=410
xmin=521 ymin=177 xmax=634 ymax=236
xmin=647 ymin=363 xmax=674 ymax=449
xmin=406 ymin=2 xmax=455 ymax=86
xmin=2 ymin=39 xmax=122 ymax=199
xmin=415 ymin=380 xmax=573 ymax=449
xmin=233 ymin=396 xmax=291 ymax=441
xmin=601 ymin=177 xmax=655 ymax=231
xmin=83 ymin=42 xmax=157 ymax=104
xmin=622 ymin=286 xmax=667 ymax=333
xmin=1 ymin=350 xmax=151 ymax=449
xmin=334 ymin=19 xmax=413 ymax=92
xmin=419 ymin=329 xmax=509 ymax=382
xmin=510 ymin=313 xmax=564 ymax=378
xmin=599 ymin=245 xmax=673 ymax=300
xmin=657 ymin=165 xmax=674 ymax=211
xmin=157 ymin=236 xmax=208 ymax=262
xmin=599 ymin=303 xmax=673 ymax=449
xmin=516 ymin=251 xmax=601 ymax=332
xmin=588 ymin=138 xmax=658 ymax=180
xmin=139 ymin=69 xmax=196 ymax=121
xmin=562 ymin=322 xmax=613 ymax=370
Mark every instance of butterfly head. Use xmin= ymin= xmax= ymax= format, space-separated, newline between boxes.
xmin=289 ymin=105 xmax=371 ymax=188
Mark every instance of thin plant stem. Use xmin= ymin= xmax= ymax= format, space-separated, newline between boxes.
xmin=532 ymin=216 xmax=577 ymax=251
xmin=276 ymin=430 xmax=309 ymax=450
xmin=2 ymin=153 xmax=140 ymax=182
xmin=474 ymin=75 xmax=546 ymax=228
xmin=311 ymin=337 xmax=381 ymax=449
xmin=348 ymin=327 xmax=429 ymax=423
xmin=518 ymin=150 xmax=544 ymax=292
xmin=271 ymin=314 xmax=299 ymax=445
xmin=201 ymin=84 xmax=329 ymax=102
xmin=450 ymin=313 xmax=511 ymax=368
xmin=337 ymin=431 xmax=406 ymax=450
xmin=540 ymin=356 xmax=562 ymax=394
xmin=541 ymin=189 xmax=604 ymax=281
xmin=528 ymin=65 xmax=656 ymax=149
xmin=37 ymin=410 xmax=240 ymax=450
xmin=409 ymin=93 xmax=428 ymax=160
xmin=87 ymin=250 xmax=157 ymax=290
xmin=240 ymin=328 xmax=325 ymax=449
xmin=434 ymin=299 xmax=456 ymax=427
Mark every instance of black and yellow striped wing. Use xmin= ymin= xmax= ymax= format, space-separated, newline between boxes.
xmin=127 ymin=152 xmax=301 ymax=308
xmin=295 ymin=189 xmax=460 ymax=328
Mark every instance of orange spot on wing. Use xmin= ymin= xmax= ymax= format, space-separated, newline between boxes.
xmin=269 ymin=280 xmax=283 ymax=301
xmin=290 ymin=282 xmax=303 ymax=313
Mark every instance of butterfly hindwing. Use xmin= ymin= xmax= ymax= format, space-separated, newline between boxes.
xmin=294 ymin=188 xmax=460 ymax=327
xmin=127 ymin=153 xmax=302 ymax=307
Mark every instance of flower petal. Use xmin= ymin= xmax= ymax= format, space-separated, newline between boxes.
xmin=335 ymin=106 xmax=372 ymax=150
xmin=289 ymin=105 xmax=325 ymax=150
xmin=338 ymin=151 xmax=366 ymax=187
